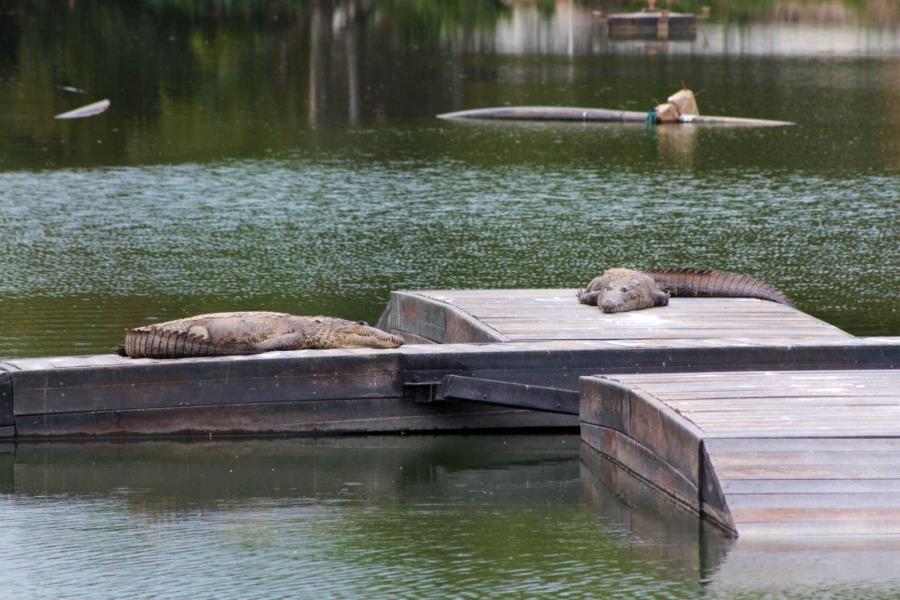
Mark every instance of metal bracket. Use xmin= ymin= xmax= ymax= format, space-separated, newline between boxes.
xmin=411 ymin=384 xmax=440 ymax=404
xmin=435 ymin=375 xmax=578 ymax=415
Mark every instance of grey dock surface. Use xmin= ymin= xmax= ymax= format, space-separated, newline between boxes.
xmin=581 ymin=369 xmax=900 ymax=537
xmin=380 ymin=289 xmax=852 ymax=344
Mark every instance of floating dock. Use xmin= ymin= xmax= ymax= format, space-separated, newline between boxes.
xmin=3 ymin=336 xmax=892 ymax=438
xmin=581 ymin=369 xmax=900 ymax=537
xmin=1 ymin=287 xmax=898 ymax=537
xmin=437 ymin=107 xmax=796 ymax=127
xmin=387 ymin=290 xmax=900 ymax=538
xmin=0 ymin=289 xmax=892 ymax=440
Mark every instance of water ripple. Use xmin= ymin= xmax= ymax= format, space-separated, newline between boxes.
xmin=0 ymin=157 xmax=896 ymax=356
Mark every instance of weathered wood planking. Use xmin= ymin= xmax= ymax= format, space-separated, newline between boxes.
xmin=581 ymin=369 xmax=900 ymax=537
xmin=381 ymin=289 xmax=852 ymax=344
xmin=15 ymin=398 xmax=576 ymax=438
xmin=400 ymin=339 xmax=898 ymax=389
xmin=1 ymin=349 xmax=572 ymax=437
xmin=1 ymin=288 xmax=894 ymax=439
xmin=3 ymin=340 xmax=895 ymax=438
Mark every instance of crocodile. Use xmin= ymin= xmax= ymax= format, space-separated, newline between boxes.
xmin=117 ymin=311 xmax=404 ymax=359
xmin=578 ymin=268 xmax=793 ymax=313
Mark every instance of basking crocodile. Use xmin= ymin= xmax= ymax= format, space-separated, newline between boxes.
xmin=117 ymin=311 xmax=404 ymax=359
xmin=578 ymin=268 xmax=793 ymax=313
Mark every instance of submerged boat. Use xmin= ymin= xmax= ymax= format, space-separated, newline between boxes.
xmin=438 ymin=87 xmax=796 ymax=127
xmin=437 ymin=106 xmax=795 ymax=127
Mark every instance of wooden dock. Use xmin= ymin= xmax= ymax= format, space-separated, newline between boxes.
xmin=0 ymin=289 xmax=893 ymax=440
xmin=581 ymin=369 xmax=900 ymax=537
xmin=1 ymin=286 xmax=899 ymax=538
xmin=3 ymin=337 xmax=892 ymax=438
xmin=379 ymin=289 xmax=852 ymax=344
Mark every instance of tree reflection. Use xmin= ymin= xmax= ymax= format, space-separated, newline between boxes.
xmin=0 ymin=0 xmax=896 ymax=169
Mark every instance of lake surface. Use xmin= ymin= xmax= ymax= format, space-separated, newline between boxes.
xmin=1 ymin=1 xmax=899 ymax=596
xmin=2 ymin=436 xmax=900 ymax=599
xmin=0 ymin=0 xmax=898 ymax=357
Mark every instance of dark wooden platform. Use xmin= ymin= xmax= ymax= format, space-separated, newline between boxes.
xmin=1 ymin=339 xmax=893 ymax=439
xmin=581 ymin=369 xmax=900 ymax=537
xmin=2 ymin=285 xmax=898 ymax=547
xmin=0 ymin=288 xmax=894 ymax=440
xmin=379 ymin=289 xmax=852 ymax=345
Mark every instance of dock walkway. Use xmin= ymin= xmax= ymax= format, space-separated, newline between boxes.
xmin=581 ymin=369 xmax=900 ymax=537
xmin=381 ymin=289 xmax=852 ymax=344
xmin=0 ymin=289 xmax=892 ymax=440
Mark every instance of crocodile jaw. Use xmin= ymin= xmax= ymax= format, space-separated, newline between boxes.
xmin=331 ymin=322 xmax=405 ymax=349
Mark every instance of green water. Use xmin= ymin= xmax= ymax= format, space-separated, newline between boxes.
xmin=2 ymin=437 xmax=900 ymax=598
xmin=1 ymin=0 xmax=898 ymax=358
xmin=1 ymin=437 xmax=715 ymax=598
xmin=1 ymin=1 xmax=900 ymax=596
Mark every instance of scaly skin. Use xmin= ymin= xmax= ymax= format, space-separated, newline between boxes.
xmin=578 ymin=268 xmax=792 ymax=313
xmin=118 ymin=311 xmax=404 ymax=358
xmin=642 ymin=268 xmax=793 ymax=306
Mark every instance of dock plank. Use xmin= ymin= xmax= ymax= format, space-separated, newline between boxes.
xmin=720 ymin=479 xmax=900 ymax=494
xmin=16 ymin=396 xmax=575 ymax=437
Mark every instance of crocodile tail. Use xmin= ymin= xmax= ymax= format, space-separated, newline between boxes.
xmin=122 ymin=328 xmax=257 ymax=359
xmin=642 ymin=268 xmax=794 ymax=306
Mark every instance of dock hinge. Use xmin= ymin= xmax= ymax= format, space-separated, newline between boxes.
xmin=434 ymin=375 xmax=579 ymax=415
xmin=403 ymin=370 xmax=465 ymax=403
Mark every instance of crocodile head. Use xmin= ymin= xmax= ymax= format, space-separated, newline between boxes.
xmin=327 ymin=319 xmax=405 ymax=349
xmin=594 ymin=268 xmax=670 ymax=313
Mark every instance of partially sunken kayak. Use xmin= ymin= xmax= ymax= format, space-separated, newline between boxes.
xmin=54 ymin=99 xmax=111 ymax=120
xmin=438 ymin=87 xmax=795 ymax=127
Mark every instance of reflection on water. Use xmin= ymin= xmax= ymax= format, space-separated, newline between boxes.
xmin=0 ymin=437 xmax=702 ymax=598
xmin=581 ymin=442 xmax=900 ymax=598
xmin=1 ymin=437 xmax=899 ymax=598
xmin=470 ymin=2 xmax=900 ymax=56
xmin=707 ymin=538 xmax=900 ymax=598
xmin=654 ymin=124 xmax=699 ymax=167
xmin=2 ymin=0 xmax=900 ymax=168
xmin=580 ymin=440 xmax=734 ymax=579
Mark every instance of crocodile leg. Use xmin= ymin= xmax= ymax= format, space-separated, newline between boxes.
xmin=652 ymin=290 xmax=670 ymax=307
xmin=254 ymin=333 xmax=308 ymax=352
xmin=578 ymin=290 xmax=602 ymax=305
xmin=188 ymin=325 xmax=210 ymax=339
